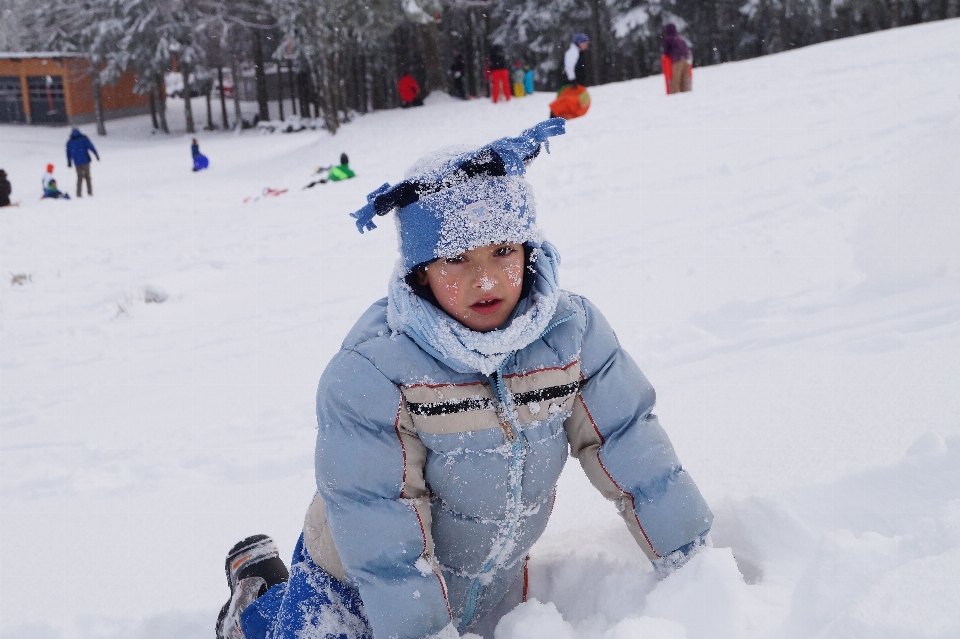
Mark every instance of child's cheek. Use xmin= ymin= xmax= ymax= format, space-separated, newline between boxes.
xmin=506 ymin=264 xmax=523 ymax=287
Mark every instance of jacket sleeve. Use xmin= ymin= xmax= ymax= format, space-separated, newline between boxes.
xmin=563 ymin=296 xmax=713 ymax=562
xmin=564 ymin=46 xmax=579 ymax=81
xmin=315 ymin=348 xmax=453 ymax=639
xmin=87 ymin=138 xmax=99 ymax=159
xmin=66 ymin=144 xmax=72 ymax=167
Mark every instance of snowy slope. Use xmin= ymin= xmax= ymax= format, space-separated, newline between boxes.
xmin=2 ymin=18 xmax=959 ymax=639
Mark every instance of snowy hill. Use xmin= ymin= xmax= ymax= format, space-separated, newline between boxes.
xmin=2 ymin=18 xmax=960 ymax=639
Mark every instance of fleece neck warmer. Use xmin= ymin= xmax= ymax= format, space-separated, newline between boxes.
xmin=386 ymin=242 xmax=562 ymax=375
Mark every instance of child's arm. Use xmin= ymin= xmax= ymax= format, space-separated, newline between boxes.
xmin=315 ymin=348 xmax=455 ymax=639
xmin=563 ymin=296 xmax=713 ymax=570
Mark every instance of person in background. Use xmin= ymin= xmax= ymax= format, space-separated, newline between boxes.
xmin=488 ymin=45 xmax=510 ymax=103
xmin=398 ymin=71 xmax=424 ymax=108
xmin=523 ymin=65 xmax=535 ymax=95
xmin=0 ymin=169 xmax=12 ymax=207
xmin=191 ymin=138 xmax=210 ymax=171
xmin=511 ymin=61 xmax=526 ymax=97
xmin=304 ymin=153 xmax=356 ymax=189
xmin=661 ymin=23 xmax=692 ymax=94
xmin=65 ymin=128 xmax=99 ymax=198
xmin=450 ymin=50 xmax=467 ymax=99
xmin=564 ymin=33 xmax=590 ymax=88
xmin=41 ymin=164 xmax=69 ymax=199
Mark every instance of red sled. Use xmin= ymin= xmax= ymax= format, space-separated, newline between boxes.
xmin=549 ymin=84 xmax=591 ymax=120
xmin=661 ymin=54 xmax=693 ymax=95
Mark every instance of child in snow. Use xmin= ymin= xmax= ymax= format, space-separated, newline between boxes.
xmin=511 ymin=62 xmax=526 ymax=97
xmin=191 ymin=138 xmax=210 ymax=171
xmin=304 ymin=153 xmax=356 ymax=189
xmin=0 ymin=169 xmax=11 ymax=207
xmin=41 ymin=164 xmax=69 ymax=199
xmin=398 ymin=72 xmax=424 ymax=108
xmin=217 ymin=120 xmax=713 ymax=639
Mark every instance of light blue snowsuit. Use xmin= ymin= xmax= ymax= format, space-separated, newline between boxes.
xmin=242 ymin=242 xmax=712 ymax=639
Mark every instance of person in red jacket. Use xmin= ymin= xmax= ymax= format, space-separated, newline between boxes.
xmin=488 ymin=45 xmax=510 ymax=103
xmin=397 ymin=72 xmax=424 ymax=108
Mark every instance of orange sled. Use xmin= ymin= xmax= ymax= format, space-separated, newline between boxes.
xmin=549 ymin=84 xmax=591 ymax=120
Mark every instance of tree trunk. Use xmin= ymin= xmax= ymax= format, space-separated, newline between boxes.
xmin=253 ymin=31 xmax=270 ymax=121
xmin=276 ymin=64 xmax=285 ymax=121
xmin=288 ymin=60 xmax=297 ymax=115
xmin=181 ymin=69 xmax=195 ymax=133
xmin=421 ymin=18 xmax=443 ymax=93
xmin=363 ymin=50 xmax=373 ymax=113
xmin=155 ymin=74 xmax=169 ymax=133
xmin=589 ymin=0 xmax=605 ymax=85
xmin=149 ymin=90 xmax=159 ymax=129
xmin=316 ymin=54 xmax=338 ymax=133
xmin=231 ymin=60 xmax=243 ymax=129
xmin=218 ymin=66 xmax=229 ymax=129
xmin=92 ymin=68 xmax=106 ymax=136
xmin=297 ymin=69 xmax=311 ymax=118
xmin=205 ymin=82 xmax=215 ymax=130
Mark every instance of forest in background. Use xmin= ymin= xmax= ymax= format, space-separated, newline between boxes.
xmin=0 ymin=0 xmax=957 ymax=135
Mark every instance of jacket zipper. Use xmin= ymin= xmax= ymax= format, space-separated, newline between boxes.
xmin=459 ymin=314 xmax=575 ymax=630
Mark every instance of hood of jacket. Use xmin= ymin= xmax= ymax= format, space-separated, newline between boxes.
xmin=386 ymin=241 xmax=562 ymax=375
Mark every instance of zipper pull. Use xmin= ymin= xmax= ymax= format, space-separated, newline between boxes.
xmin=491 ymin=371 xmax=519 ymax=442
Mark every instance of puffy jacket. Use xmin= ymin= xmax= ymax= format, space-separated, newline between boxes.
xmin=661 ymin=24 xmax=691 ymax=63
xmin=66 ymin=129 xmax=98 ymax=167
xmin=328 ymin=164 xmax=355 ymax=182
xmin=563 ymin=44 xmax=588 ymax=85
xmin=398 ymin=74 xmax=420 ymax=104
xmin=309 ymin=246 xmax=713 ymax=639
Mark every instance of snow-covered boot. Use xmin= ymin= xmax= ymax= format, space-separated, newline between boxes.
xmin=215 ymin=534 xmax=289 ymax=639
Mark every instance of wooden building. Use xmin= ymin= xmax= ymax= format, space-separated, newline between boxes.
xmin=0 ymin=53 xmax=150 ymax=125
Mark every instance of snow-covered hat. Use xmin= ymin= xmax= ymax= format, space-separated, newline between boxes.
xmin=349 ymin=118 xmax=566 ymax=273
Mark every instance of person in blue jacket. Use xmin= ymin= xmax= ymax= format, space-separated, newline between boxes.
xmin=65 ymin=128 xmax=99 ymax=198
xmin=191 ymin=138 xmax=209 ymax=171
xmin=216 ymin=120 xmax=713 ymax=639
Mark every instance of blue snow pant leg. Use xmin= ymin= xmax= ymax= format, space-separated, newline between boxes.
xmin=240 ymin=533 xmax=373 ymax=639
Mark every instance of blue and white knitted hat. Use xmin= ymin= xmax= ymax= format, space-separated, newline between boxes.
xmin=349 ymin=119 xmax=566 ymax=273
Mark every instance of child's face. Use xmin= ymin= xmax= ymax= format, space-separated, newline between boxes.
xmin=417 ymin=243 xmax=526 ymax=332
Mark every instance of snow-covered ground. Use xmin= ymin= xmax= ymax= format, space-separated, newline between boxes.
xmin=2 ymin=18 xmax=960 ymax=639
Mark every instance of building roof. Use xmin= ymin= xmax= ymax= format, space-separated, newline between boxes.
xmin=0 ymin=52 xmax=87 ymax=59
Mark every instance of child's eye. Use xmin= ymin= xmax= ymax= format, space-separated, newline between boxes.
xmin=494 ymin=246 xmax=516 ymax=257
xmin=445 ymin=256 xmax=466 ymax=264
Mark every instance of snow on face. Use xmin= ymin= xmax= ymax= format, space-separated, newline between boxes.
xmin=417 ymin=242 xmax=526 ymax=332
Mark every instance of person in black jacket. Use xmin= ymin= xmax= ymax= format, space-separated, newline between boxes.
xmin=450 ymin=50 xmax=467 ymax=99
xmin=0 ymin=169 xmax=11 ymax=207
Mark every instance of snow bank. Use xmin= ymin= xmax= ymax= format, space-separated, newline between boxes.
xmin=2 ymin=18 xmax=959 ymax=639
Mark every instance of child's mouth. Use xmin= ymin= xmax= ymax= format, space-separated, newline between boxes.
xmin=470 ymin=298 xmax=503 ymax=315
